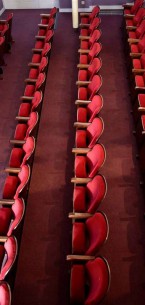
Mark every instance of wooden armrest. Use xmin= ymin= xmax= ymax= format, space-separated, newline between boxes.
xmin=68 ymin=212 xmax=93 ymax=219
xmin=15 ymin=116 xmax=30 ymax=121
xmin=132 ymin=68 xmax=145 ymax=73
xmin=4 ymin=167 xmax=21 ymax=174
xmin=135 ymin=86 xmax=145 ymax=90
xmin=0 ymin=199 xmax=15 ymax=205
xmin=66 ymin=255 xmax=95 ymax=261
xmin=10 ymin=140 xmax=26 ymax=145
xmin=40 ymin=13 xmax=50 ymax=17
xmin=80 ymin=12 xmax=90 ymax=16
xmin=20 ymin=96 xmax=33 ymax=101
xmin=124 ymin=14 xmax=135 ymax=18
xmin=77 ymin=64 xmax=90 ymax=68
xmin=25 ymin=78 xmax=37 ymax=83
xmin=126 ymin=25 xmax=137 ymax=30
xmin=128 ymin=38 xmax=140 ymax=43
xmin=74 ymin=122 xmax=90 ymax=128
xmin=38 ymin=24 xmax=48 ymax=28
xmin=71 ymin=177 xmax=92 ymax=184
xmin=78 ymin=49 xmax=90 ymax=53
xmin=35 ymin=35 xmax=45 ymax=39
xmin=72 ymin=147 xmax=90 ymax=154
xmin=138 ymin=107 xmax=145 ymax=111
xmin=79 ymin=35 xmax=90 ymax=40
xmin=130 ymin=52 xmax=142 ymax=58
xmin=28 ymin=62 xmax=40 ymax=67
xmin=32 ymin=48 xmax=43 ymax=52
xmin=75 ymin=100 xmax=90 ymax=105
xmin=76 ymin=80 xmax=91 ymax=85
xmin=79 ymin=23 xmax=90 ymax=28
xmin=0 ymin=236 xmax=8 ymax=243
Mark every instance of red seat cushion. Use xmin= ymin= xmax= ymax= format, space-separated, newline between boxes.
xmin=3 ymin=176 xmax=19 ymax=199
xmin=78 ymin=70 xmax=88 ymax=81
xmin=77 ymin=107 xmax=87 ymax=122
xmin=138 ymin=94 xmax=145 ymax=107
xmin=9 ymin=148 xmax=24 ymax=167
xmin=73 ymin=186 xmax=86 ymax=212
xmin=29 ymin=68 xmax=39 ymax=79
xmin=72 ymin=222 xmax=86 ymax=254
xmin=131 ymin=44 xmax=139 ymax=53
xmin=24 ymin=84 xmax=35 ymax=96
xmin=32 ymin=54 xmax=41 ymax=63
xmin=18 ymin=103 xmax=31 ymax=117
xmin=14 ymin=124 xmax=28 ymax=140
xmin=135 ymin=75 xmax=145 ymax=87
xmin=80 ymin=40 xmax=89 ymax=49
xmin=70 ymin=265 xmax=85 ymax=304
xmin=132 ymin=58 xmax=142 ymax=69
xmin=78 ymin=87 xmax=88 ymax=100
xmin=76 ymin=130 xmax=87 ymax=147
xmin=79 ymin=54 xmax=88 ymax=64
xmin=0 ymin=208 xmax=13 ymax=235
xmin=35 ymin=40 xmax=44 ymax=49
xmin=0 ymin=245 xmax=5 ymax=267
xmin=75 ymin=155 xmax=87 ymax=177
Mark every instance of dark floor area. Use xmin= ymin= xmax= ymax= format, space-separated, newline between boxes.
xmin=0 ymin=9 xmax=145 ymax=305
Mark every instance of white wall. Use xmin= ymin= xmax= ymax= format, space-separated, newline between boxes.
xmin=2 ymin=0 xmax=59 ymax=9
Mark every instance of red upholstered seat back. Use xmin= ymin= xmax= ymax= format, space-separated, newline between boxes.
xmin=73 ymin=185 xmax=86 ymax=212
xmin=88 ymin=58 xmax=101 ymax=80
xmin=70 ymin=265 xmax=85 ymax=304
xmin=87 ymin=95 xmax=103 ymax=122
xmin=138 ymin=33 xmax=145 ymax=52
xmin=39 ymin=56 xmax=48 ymax=73
xmin=47 ymin=17 xmax=55 ymax=29
xmin=14 ymin=165 xmax=30 ymax=199
xmin=72 ymin=222 xmax=86 ymax=254
xmin=26 ymin=112 xmax=38 ymax=138
xmin=89 ymin=29 xmax=101 ymax=47
xmin=130 ymin=0 xmax=143 ymax=14
xmin=0 ymin=208 xmax=12 ymax=235
xmin=89 ymin=6 xmax=100 ymax=21
xmin=7 ymin=198 xmax=25 ymax=236
xmin=50 ymin=7 xmax=58 ymax=17
xmin=31 ymin=91 xmax=43 ymax=110
xmin=85 ymin=257 xmax=110 ymax=305
xmin=0 ymin=236 xmax=17 ymax=280
xmin=35 ymin=73 xmax=45 ymax=90
xmin=42 ymin=42 xmax=51 ymax=57
xmin=87 ymin=117 xmax=104 ymax=148
xmin=88 ymin=43 xmax=101 ymax=62
xmin=86 ymin=213 xmax=108 ymax=255
xmin=140 ymin=54 xmax=145 ymax=67
xmin=136 ymin=19 xmax=145 ymax=39
xmin=0 ymin=23 xmax=9 ymax=34
xmin=86 ymin=175 xmax=107 ymax=213
xmin=22 ymin=136 xmax=35 ymax=165
xmin=0 ymin=282 xmax=11 ymax=305
xmin=87 ymin=75 xmax=102 ymax=100
xmin=86 ymin=144 xmax=105 ymax=178
xmin=45 ymin=29 xmax=54 ymax=43
xmin=89 ymin=17 xmax=101 ymax=33
xmin=133 ymin=7 xmax=145 ymax=26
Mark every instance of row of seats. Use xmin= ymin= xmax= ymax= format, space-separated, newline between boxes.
xmin=0 ymin=13 xmax=14 ymax=78
xmin=66 ymin=6 xmax=111 ymax=305
xmin=122 ymin=2 xmax=145 ymax=188
xmin=0 ymin=7 xmax=58 ymax=304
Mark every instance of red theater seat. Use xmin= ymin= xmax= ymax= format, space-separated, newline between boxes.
xmin=18 ymin=91 xmax=43 ymax=117
xmin=0 ymin=198 xmax=25 ymax=237
xmin=80 ymin=6 xmax=100 ymax=25
xmin=75 ymin=117 xmax=104 ymax=148
xmin=2 ymin=165 xmax=30 ymax=200
xmin=70 ymin=257 xmax=110 ymax=305
xmin=28 ymin=57 xmax=48 ymax=79
xmin=79 ymin=29 xmax=101 ymax=50
xmin=123 ymin=0 xmax=143 ymax=16
xmin=75 ymin=95 xmax=103 ymax=123
xmin=72 ymin=143 xmax=106 ymax=179
xmin=38 ymin=18 xmax=55 ymax=36
xmin=70 ymin=174 xmax=107 ymax=214
xmin=0 ymin=281 xmax=11 ymax=305
xmin=125 ymin=7 xmax=145 ymax=27
xmin=69 ymin=212 xmax=109 ymax=256
xmin=0 ymin=236 xmax=17 ymax=281
xmin=11 ymin=112 xmax=39 ymax=141
xmin=22 ymin=73 xmax=46 ymax=98
xmin=128 ymin=18 xmax=145 ymax=40
xmin=35 ymin=29 xmax=54 ymax=49
xmin=77 ymin=58 xmax=102 ymax=82
xmin=130 ymin=33 xmax=145 ymax=56
xmin=40 ymin=7 xmax=58 ymax=24
xmin=8 ymin=136 xmax=35 ymax=168
xmin=80 ymin=17 xmax=101 ymax=36
xmin=79 ymin=42 xmax=102 ymax=65
xmin=77 ymin=75 xmax=102 ymax=101
xmin=30 ymin=42 xmax=51 ymax=64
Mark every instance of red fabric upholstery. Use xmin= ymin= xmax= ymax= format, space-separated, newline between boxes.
xmin=135 ymin=74 xmax=145 ymax=87
xmin=31 ymin=43 xmax=51 ymax=63
xmin=7 ymin=198 xmax=25 ymax=236
xmin=79 ymin=43 xmax=102 ymax=65
xmin=9 ymin=136 xmax=35 ymax=167
xmin=74 ymin=144 xmax=105 ymax=178
xmin=29 ymin=57 xmax=48 ymax=79
xmin=131 ymin=33 xmax=145 ymax=53
xmin=38 ymin=18 xmax=55 ymax=36
xmin=0 ymin=236 xmax=17 ymax=280
xmin=14 ymin=112 xmax=38 ymax=140
xmin=72 ymin=222 xmax=86 ymax=254
xmin=80 ymin=17 xmax=101 ymax=36
xmin=80 ymin=29 xmax=101 ymax=50
xmin=24 ymin=73 xmax=45 ymax=96
xmin=138 ymin=93 xmax=145 ymax=107
xmin=0 ymin=246 xmax=5 ymax=267
xmin=124 ymin=0 xmax=143 ymax=15
xmin=78 ymin=75 xmax=102 ymax=100
xmin=3 ymin=176 xmax=19 ymax=199
xmin=0 ymin=208 xmax=12 ymax=235
xmin=14 ymin=165 xmax=30 ymax=200
xmin=75 ymin=117 xmax=104 ymax=148
xmin=70 ymin=265 xmax=85 ymax=304
xmin=87 ymin=95 xmax=103 ymax=122
xmin=73 ymin=174 xmax=107 ymax=213
xmin=85 ymin=257 xmax=110 ymax=305
xmin=14 ymin=124 xmax=28 ymax=140
xmin=41 ymin=7 xmax=57 ymax=24
xmin=0 ymin=282 xmax=11 ymax=305
xmin=78 ymin=58 xmax=102 ymax=81
xmin=133 ymin=54 xmax=145 ymax=70
xmin=141 ymin=114 xmax=145 ymax=129
xmin=35 ymin=30 xmax=54 ymax=48
xmin=80 ymin=6 xmax=100 ymax=23
xmin=0 ymin=23 xmax=8 ymax=34
xmin=18 ymin=91 xmax=42 ymax=116
xmin=126 ymin=7 xmax=145 ymax=27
